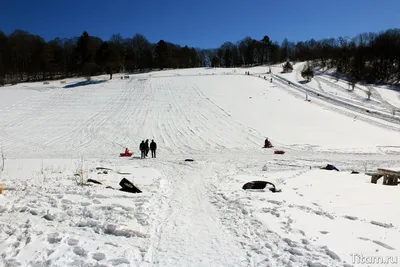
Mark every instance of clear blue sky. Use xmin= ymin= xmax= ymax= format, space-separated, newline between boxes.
xmin=2 ymin=0 xmax=400 ymax=48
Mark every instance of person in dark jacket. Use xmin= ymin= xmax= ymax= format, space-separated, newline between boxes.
xmin=139 ymin=140 xmax=145 ymax=159
xmin=144 ymin=139 xmax=150 ymax=157
xmin=150 ymin=140 xmax=157 ymax=158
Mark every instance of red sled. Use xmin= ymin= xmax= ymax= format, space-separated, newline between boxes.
xmin=120 ymin=148 xmax=133 ymax=157
xmin=120 ymin=152 xmax=133 ymax=157
xmin=274 ymin=150 xmax=285 ymax=155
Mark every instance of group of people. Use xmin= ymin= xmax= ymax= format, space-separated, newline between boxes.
xmin=139 ymin=139 xmax=157 ymax=159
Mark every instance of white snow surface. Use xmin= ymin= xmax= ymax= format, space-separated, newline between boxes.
xmin=1 ymin=68 xmax=400 ymax=267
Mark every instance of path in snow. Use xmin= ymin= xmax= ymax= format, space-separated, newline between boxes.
xmin=137 ymin=154 xmax=361 ymax=267
xmin=143 ymin=161 xmax=247 ymax=267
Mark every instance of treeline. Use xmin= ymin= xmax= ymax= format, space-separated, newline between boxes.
xmin=212 ymin=29 xmax=400 ymax=84
xmin=0 ymin=30 xmax=201 ymax=84
xmin=0 ymin=28 xmax=399 ymax=85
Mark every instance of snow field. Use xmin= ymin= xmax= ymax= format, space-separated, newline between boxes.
xmin=1 ymin=68 xmax=400 ymax=266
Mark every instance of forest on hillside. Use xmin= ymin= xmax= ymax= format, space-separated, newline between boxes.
xmin=0 ymin=28 xmax=399 ymax=85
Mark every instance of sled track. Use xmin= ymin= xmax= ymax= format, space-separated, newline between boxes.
xmin=0 ymin=77 xmax=263 ymax=158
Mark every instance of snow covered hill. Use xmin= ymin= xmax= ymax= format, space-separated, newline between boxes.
xmin=1 ymin=68 xmax=400 ymax=267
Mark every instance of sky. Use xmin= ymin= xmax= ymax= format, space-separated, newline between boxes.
xmin=1 ymin=0 xmax=400 ymax=48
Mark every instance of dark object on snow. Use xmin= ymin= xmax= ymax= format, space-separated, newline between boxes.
xmin=144 ymin=140 xmax=150 ymax=157
xmin=106 ymin=186 xmax=113 ymax=189
xmin=264 ymin=138 xmax=273 ymax=148
xmin=87 ymin=179 xmax=102 ymax=185
xmin=120 ymin=147 xmax=133 ymax=157
xmin=242 ymin=181 xmax=281 ymax=193
xmin=103 ymin=170 xmax=108 ymax=174
xmin=321 ymin=164 xmax=339 ymax=171
xmin=351 ymin=171 xmax=360 ymax=174
xmin=274 ymin=150 xmax=285 ymax=154
xmin=119 ymin=178 xmax=142 ymax=193
xmin=150 ymin=140 xmax=157 ymax=158
xmin=185 ymin=159 xmax=194 ymax=162
xmin=96 ymin=167 xmax=112 ymax=171
xmin=120 ymin=152 xmax=133 ymax=157
xmin=140 ymin=140 xmax=145 ymax=159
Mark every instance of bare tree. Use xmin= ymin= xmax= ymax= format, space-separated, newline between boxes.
xmin=348 ymin=79 xmax=356 ymax=91
xmin=74 ymin=157 xmax=87 ymax=186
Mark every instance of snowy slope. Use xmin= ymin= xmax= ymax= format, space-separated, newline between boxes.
xmin=270 ymin=62 xmax=400 ymax=119
xmin=0 ymin=87 xmax=40 ymax=110
xmin=1 ymin=70 xmax=400 ymax=267
xmin=374 ymin=86 xmax=400 ymax=110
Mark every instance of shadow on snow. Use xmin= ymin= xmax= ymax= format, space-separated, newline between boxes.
xmin=63 ymin=80 xmax=106 ymax=88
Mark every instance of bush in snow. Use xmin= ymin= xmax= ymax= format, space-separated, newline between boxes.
xmin=301 ymin=64 xmax=314 ymax=81
xmin=282 ymin=61 xmax=293 ymax=73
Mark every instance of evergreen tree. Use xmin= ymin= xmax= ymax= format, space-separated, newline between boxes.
xmin=155 ymin=40 xmax=169 ymax=70
xmin=301 ymin=64 xmax=314 ymax=81
xmin=282 ymin=61 xmax=293 ymax=73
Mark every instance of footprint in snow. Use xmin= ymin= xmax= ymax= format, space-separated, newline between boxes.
xmin=30 ymin=209 xmax=39 ymax=216
xmin=287 ymin=247 xmax=303 ymax=256
xmin=109 ymin=258 xmax=130 ymax=266
xmin=67 ymin=238 xmax=79 ymax=246
xmin=324 ymin=247 xmax=341 ymax=260
xmin=344 ymin=215 xmax=358 ymax=221
xmin=47 ymin=233 xmax=62 ymax=244
xmin=4 ymin=259 xmax=22 ymax=267
xmin=267 ymin=200 xmax=283 ymax=205
xmin=73 ymin=246 xmax=87 ymax=257
xmin=373 ymin=240 xmax=395 ymax=250
xmin=370 ymin=220 xmax=394 ymax=228
xmin=92 ymin=252 xmax=106 ymax=261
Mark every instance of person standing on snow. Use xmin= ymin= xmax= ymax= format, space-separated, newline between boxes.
xmin=150 ymin=140 xmax=157 ymax=158
xmin=139 ymin=140 xmax=145 ymax=159
xmin=144 ymin=139 xmax=150 ymax=157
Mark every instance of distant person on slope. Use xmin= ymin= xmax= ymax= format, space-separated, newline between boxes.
xmin=140 ymin=140 xmax=145 ymax=159
xmin=144 ymin=139 xmax=150 ymax=157
xmin=264 ymin=138 xmax=272 ymax=148
xmin=150 ymin=140 xmax=157 ymax=158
